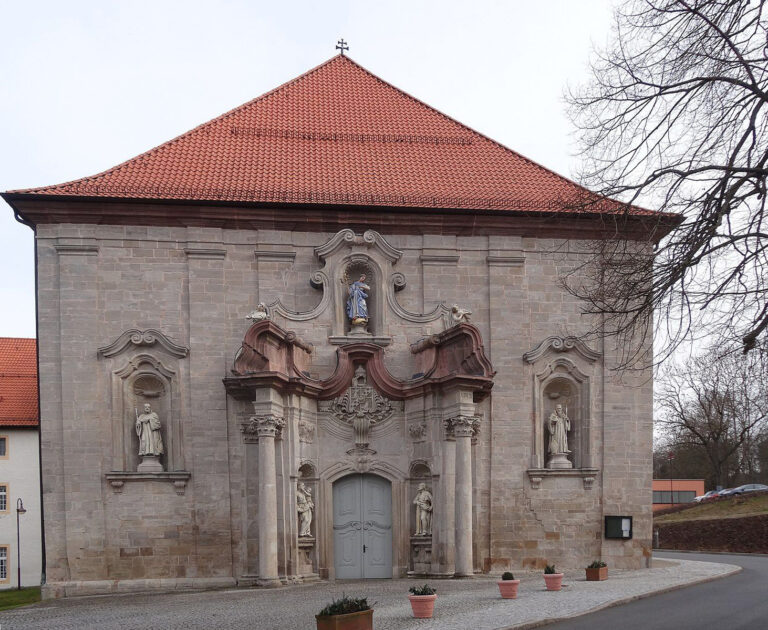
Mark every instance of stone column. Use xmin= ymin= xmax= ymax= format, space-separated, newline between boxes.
xmin=453 ymin=415 xmax=479 ymax=577
xmin=433 ymin=421 xmax=456 ymax=575
xmin=255 ymin=415 xmax=284 ymax=586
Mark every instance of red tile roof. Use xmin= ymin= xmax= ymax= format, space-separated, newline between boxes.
xmin=0 ymin=338 xmax=38 ymax=427
xmin=8 ymin=55 xmax=646 ymax=216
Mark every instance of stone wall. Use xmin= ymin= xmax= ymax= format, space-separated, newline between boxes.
xmin=36 ymin=221 xmax=653 ymax=595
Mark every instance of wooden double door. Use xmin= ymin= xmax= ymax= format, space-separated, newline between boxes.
xmin=332 ymin=474 xmax=393 ymax=579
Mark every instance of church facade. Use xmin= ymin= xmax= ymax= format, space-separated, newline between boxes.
xmin=3 ymin=55 xmax=672 ymax=597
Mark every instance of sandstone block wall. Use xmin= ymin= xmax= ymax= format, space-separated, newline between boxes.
xmin=35 ymin=222 xmax=652 ymax=590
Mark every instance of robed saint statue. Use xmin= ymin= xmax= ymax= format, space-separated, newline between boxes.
xmin=136 ymin=403 xmax=165 ymax=457
xmin=346 ymin=274 xmax=371 ymax=324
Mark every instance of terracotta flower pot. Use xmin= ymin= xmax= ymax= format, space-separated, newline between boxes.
xmin=497 ymin=579 xmax=521 ymax=599
xmin=543 ymin=573 xmax=564 ymax=591
xmin=315 ymin=608 xmax=373 ymax=630
xmin=585 ymin=566 xmax=608 ymax=581
xmin=408 ymin=593 xmax=437 ymax=618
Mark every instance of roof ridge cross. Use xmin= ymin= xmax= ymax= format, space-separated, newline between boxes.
xmin=336 ymin=38 xmax=349 ymax=55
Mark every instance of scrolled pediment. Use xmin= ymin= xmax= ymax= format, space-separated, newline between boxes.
xmin=98 ymin=329 xmax=189 ymax=359
xmin=314 ymin=229 xmax=403 ymax=263
xmin=523 ymin=336 xmax=601 ymax=364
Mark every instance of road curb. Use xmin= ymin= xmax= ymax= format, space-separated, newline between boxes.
xmin=502 ymin=564 xmax=742 ymax=630
xmin=653 ymin=548 xmax=768 ymax=558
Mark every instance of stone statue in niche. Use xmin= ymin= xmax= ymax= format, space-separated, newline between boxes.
xmin=246 ymin=303 xmax=269 ymax=322
xmin=297 ymin=482 xmax=314 ymax=537
xmin=346 ymin=274 xmax=371 ymax=334
xmin=413 ymin=483 xmax=433 ymax=536
xmin=546 ymin=403 xmax=572 ymax=469
xmin=450 ymin=304 xmax=472 ymax=324
xmin=136 ymin=403 xmax=165 ymax=472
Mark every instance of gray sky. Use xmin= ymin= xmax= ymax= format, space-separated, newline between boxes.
xmin=0 ymin=0 xmax=614 ymax=338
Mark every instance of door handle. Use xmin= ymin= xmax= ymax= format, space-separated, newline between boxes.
xmin=363 ymin=544 xmax=367 ymax=553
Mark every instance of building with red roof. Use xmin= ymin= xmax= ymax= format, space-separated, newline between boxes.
xmin=0 ymin=338 xmax=42 ymax=588
xmin=3 ymin=54 xmax=659 ymax=597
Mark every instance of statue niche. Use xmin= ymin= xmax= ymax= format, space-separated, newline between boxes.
xmin=132 ymin=374 xmax=168 ymax=472
xmin=342 ymin=259 xmax=378 ymax=336
xmin=544 ymin=379 xmax=575 ymax=469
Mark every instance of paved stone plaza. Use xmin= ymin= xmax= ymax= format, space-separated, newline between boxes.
xmin=0 ymin=559 xmax=738 ymax=630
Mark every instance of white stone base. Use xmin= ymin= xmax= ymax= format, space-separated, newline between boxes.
xmin=546 ymin=453 xmax=573 ymax=469
xmin=42 ymin=577 xmax=237 ymax=599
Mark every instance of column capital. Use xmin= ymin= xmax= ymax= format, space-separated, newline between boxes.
xmin=446 ymin=415 xmax=480 ymax=438
xmin=241 ymin=415 xmax=285 ymax=441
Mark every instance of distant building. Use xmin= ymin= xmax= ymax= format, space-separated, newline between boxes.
xmin=0 ymin=338 xmax=42 ymax=588
xmin=652 ymin=479 xmax=705 ymax=511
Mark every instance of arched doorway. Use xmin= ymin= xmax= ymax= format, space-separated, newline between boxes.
xmin=332 ymin=473 xmax=392 ymax=579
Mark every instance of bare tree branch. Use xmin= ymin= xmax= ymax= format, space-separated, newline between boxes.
xmin=567 ymin=0 xmax=768 ymax=365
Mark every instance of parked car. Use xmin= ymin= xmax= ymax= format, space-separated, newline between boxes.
xmin=694 ymin=490 xmax=719 ymax=502
xmin=717 ymin=487 xmax=738 ymax=496
xmin=723 ymin=484 xmax=768 ymax=496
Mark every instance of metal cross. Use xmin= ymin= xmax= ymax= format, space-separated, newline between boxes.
xmin=336 ymin=38 xmax=349 ymax=55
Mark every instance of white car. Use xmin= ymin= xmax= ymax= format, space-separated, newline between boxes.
xmin=693 ymin=490 xmax=718 ymax=502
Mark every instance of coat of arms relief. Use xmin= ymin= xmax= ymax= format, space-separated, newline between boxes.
xmin=323 ymin=365 xmax=395 ymax=454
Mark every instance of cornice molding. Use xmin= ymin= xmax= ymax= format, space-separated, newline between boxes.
xmin=54 ymin=244 xmax=99 ymax=256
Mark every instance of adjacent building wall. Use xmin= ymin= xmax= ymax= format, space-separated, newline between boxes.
xmin=0 ymin=428 xmax=42 ymax=588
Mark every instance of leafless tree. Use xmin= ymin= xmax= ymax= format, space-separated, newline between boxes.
xmin=656 ymin=343 xmax=768 ymax=487
xmin=567 ymin=1 xmax=768 ymax=365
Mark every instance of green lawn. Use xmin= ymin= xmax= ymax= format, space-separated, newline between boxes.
xmin=0 ymin=586 xmax=41 ymax=611
xmin=655 ymin=493 xmax=768 ymax=523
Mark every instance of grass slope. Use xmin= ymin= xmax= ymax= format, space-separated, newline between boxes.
xmin=0 ymin=586 xmax=41 ymax=611
xmin=655 ymin=493 xmax=768 ymax=523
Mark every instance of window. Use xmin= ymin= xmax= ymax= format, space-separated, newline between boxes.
xmin=0 ymin=546 xmax=8 ymax=582
xmin=653 ymin=490 xmax=696 ymax=504
xmin=0 ymin=436 xmax=7 ymax=458
xmin=0 ymin=485 xmax=7 ymax=512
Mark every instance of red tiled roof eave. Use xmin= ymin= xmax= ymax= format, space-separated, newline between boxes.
xmin=4 ymin=55 xmax=668 ymax=229
xmin=0 ymin=338 xmax=38 ymax=428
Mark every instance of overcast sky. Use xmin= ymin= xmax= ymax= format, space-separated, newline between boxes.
xmin=0 ymin=0 xmax=615 ymax=338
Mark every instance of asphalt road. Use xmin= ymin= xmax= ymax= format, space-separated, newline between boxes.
xmin=544 ymin=551 xmax=767 ymax=630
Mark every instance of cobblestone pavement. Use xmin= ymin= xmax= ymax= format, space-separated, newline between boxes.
xmin=0 ymin=558 xmax=738 ymax=630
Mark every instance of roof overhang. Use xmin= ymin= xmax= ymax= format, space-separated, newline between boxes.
xmin=2 ymin=193 xmax=682 ymax=243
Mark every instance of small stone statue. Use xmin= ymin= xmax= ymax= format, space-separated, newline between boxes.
xmin=346 ymin=274 xmax=371 ymax=324
xmin=297 ymin=482 xmax=314 ymax=537
xmin=246 ymin=303 xmax=269 ymax=322
xmin=135 ymin=403 xmax=164 ymax=472
xmin=546 ymin=403 xmax=573 ymax=469
xmin=547 ymin=404 xmax=571 ymax=455
xmin=413 ymin=483 xmax=433 ymax=536
xmin=451 ymin=304 xmax=472 ymax=324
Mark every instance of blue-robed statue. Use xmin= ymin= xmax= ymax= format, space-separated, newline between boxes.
xmin=346 ymin=274 xmax=371 ymax=323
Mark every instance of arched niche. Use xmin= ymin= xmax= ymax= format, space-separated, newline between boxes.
xmin=408 ymin=461 xmax=433 ymax=539
xmin=299 ymin=460 xmax=317 ymax=480
xmin=339 ymin=254 xmax=383 ymax=336
xmin=533 ymin=357 xmax=591 ymax=470
xmin=111 ymin=353 xmax=184 ymax=472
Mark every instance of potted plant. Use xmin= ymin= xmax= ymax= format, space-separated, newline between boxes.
xmin=408 ymin=584 xmax=437 ymax=618
xmin=585 ymin=560 xmax=608 ymax=581
xmin=316 ymin=595 xmax=373 ymax=630
xmin=497 ymin=571 xmax=521 ymax=599
xmin=543 ymin=564 xmax=564 ymax=591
